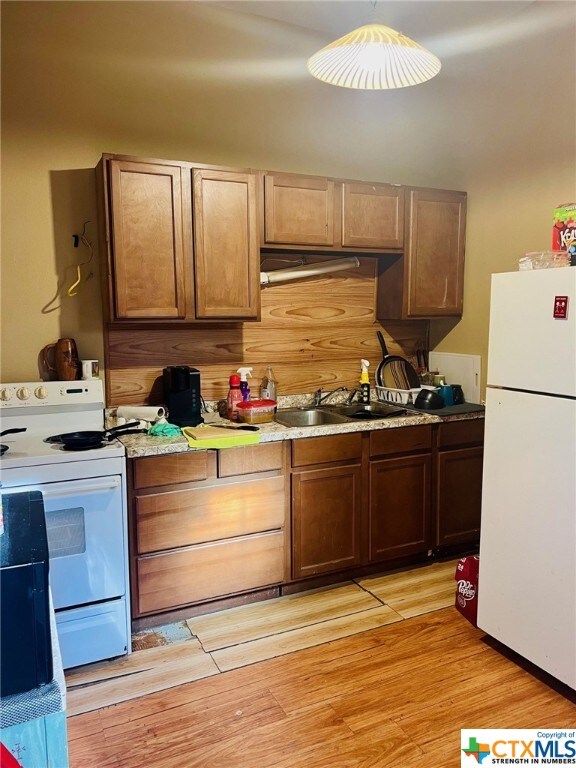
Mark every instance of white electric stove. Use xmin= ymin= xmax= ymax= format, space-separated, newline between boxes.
xmin=0 ymin=380 xmax=132 ymax=669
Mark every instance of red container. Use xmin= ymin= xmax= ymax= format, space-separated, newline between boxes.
xmin=454 ymin=555 xmax=479 ymax=627
xmin=235 ymin=399 xmax=277 ymax=424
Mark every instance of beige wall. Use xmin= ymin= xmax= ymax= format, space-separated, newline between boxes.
xmin=2 ymin=2 xmax=575 ymax=391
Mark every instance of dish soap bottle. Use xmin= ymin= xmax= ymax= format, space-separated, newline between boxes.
xmin=236 ymin=367 xmax=253 ymax=402
xmin=260 ymin=366 xmax=277 ymax=401
xmin=359 ymin=359 xmax=370 ymax=404
xmin=227 ymin=373 xmax=243 ymax=421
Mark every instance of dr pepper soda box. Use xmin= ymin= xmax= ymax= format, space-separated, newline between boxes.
xmin=552 ymin=202 xmax=576 ymax=251
xmin=455 ymin=556 xmax=479 ymax=627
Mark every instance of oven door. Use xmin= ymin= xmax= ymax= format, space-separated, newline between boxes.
xmin=20 ymin=476 xmax=126 ymax=609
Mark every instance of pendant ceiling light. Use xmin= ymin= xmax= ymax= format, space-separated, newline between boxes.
xmin=307 ymin=21 xmax=441 ymax=90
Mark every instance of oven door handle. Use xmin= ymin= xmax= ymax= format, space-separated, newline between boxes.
xmin=16 ymin=477 xmax=122 ymax=498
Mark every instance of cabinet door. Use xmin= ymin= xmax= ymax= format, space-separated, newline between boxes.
xmin=341 ymin=183 xmax=404 ymax=249
xmin=193 ymin=168 xmax=260 ymax=319
xmin=264 ymin=173 xmax=334 ymax=246
xmin=405 ymin=188 xmax=467 ymax=317
xmin=369 ymin=454 xmax=431 ymax=562
xmin=109 ymin=159 xmax=187 ymax=319
xmin=292 ymin=465 xmax=362 ymax=578
xmin=436 ymin=445 xmax=483 ymax=549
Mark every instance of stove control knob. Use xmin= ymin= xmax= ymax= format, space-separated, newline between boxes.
xmin=35 ymin=386 xmax=48 ymax=400
xmin=16 ymin=387 xmax=30 ymax=401
xmin=0 ymin=387 xmax=12 ymax=401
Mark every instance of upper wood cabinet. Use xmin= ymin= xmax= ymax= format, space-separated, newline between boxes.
xmin=193 ymin=168 xmax=260 ymax=319
xmin=107 ymin=159 xmax=188 ymax=320
xmin=98 ymin=155 xmax=261 ymax=322
xmin=99 ymin=155 xmax=468 ymax=324
xmin=341 ymin=182 xmax=404 ymax=249
xmin=377 ymin=188 xmax=467 ymax=319
xmin=263 ymin=173 xmax=335 ymax=246
xmin=262 ymin=173 xmax=405 ymax=252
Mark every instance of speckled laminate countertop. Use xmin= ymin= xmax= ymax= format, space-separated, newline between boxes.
xmin=117 ymin=405 xmax=484 ymax=459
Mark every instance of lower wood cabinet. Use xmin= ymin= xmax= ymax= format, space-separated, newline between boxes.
xmin=291 ymin=433 xmax=363 ymax=579
xmin=369 ymin=454 xmax=431 ymax=562
xmin=137 ymin=531 xmax=284 ymax=615
xmin=289 ymin=421 xmax=481 ymax=583
xmin=290 ymin=427 xmax=433 ymax=581
xmin=127 ymin=420 xmax=484 ymax=619
xmin=434 ymin=420 xmax=484 ymax=550
xmin=135 ymin=476 xmax=285 ymax=555
xmin=368 ymin=425 xmax=433 ymax=564
xmin=129 ymin=443 xmax=287 ymax=619
xmin=292 ymin=464 xmax=362 ymax=579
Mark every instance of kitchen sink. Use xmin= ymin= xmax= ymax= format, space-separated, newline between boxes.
xmin=275 ymin=403 xmax=406 ymax=427
xmin=274 ymin=408 xmax=351 ymax=428
xmin=327 ymin=403 xmax=407 ymax=420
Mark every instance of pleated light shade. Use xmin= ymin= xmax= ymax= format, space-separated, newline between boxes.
xmin=307 ymin=23 xmax=441 ymax=90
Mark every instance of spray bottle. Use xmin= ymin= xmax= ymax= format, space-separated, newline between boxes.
xmin=237 ymin=367 xmax=253 ymax=402
xmin=359 ymin=359 xmax=370 ymax=405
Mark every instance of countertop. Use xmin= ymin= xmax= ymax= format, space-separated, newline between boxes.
xmin=117 ymin=402 xmax=484 ymax=459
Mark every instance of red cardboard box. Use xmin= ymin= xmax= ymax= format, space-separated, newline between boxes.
xmin=455 ymin=556 xmax=479 ymax=627
xmin=552 ymin=203 xmax=576 ymax=251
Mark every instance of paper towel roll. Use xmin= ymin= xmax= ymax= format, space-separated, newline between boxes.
xmin=116 ymin=406 xmax=166 ymax=423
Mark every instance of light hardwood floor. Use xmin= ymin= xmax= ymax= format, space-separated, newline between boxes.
xmin=66 ymin=561 xmax=456 ymax=715
xmin=66 ymin=560 xmax=576 ymax=767
xmin=67 ymin=609 xmax=576 ymax=768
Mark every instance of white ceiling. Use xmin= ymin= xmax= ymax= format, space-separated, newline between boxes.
xmin=213 ymin=1 xmax=565 ymax=60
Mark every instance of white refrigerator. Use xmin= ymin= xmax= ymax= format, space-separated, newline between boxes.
xmin=478 ymin=267 xmax=576 ymax=690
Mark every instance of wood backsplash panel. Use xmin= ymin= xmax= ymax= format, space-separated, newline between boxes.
xmin=259 ymin=256 xmax=376 ymax=325
xmin=106 ymin=257 xmax=428 ymax=405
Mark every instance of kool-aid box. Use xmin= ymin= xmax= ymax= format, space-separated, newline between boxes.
xmin=552 ymin=202 xmax=576 ymax=254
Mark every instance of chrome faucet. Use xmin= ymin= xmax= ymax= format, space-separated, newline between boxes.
xmin=313 ymin=386 xmax=348 ymax=407
xmin=345 ymin=388 xmax=358 ymax=405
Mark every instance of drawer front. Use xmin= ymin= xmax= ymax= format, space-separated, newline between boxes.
xmin=218 ymin=442 xmax=284 ymax=478
xmin=291 ymin=433 xmax=362 ymax=468
xmin=133 ymin=452 xmax=210 ymax=489
xmin=437 ymin=419 xmax=485 ymax=449
xmin=136 ymin=476 xmax=285 ymax=554
xmin=370 ymin=425 xmax=432 ymax=457
xmin=136 ymin=531 xmax=285 ymax=614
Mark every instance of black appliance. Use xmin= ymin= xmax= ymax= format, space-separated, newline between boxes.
xmin=163 ymin=366 xmax=204 ymax=427
xmin=0 ymin=490 xmax=53 ymax=697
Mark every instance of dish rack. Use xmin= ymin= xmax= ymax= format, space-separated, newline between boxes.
xmin=376 ymin=385 xmax=422 ymax=405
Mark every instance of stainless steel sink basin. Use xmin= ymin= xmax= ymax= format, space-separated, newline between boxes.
xmin=275 ymin=403 xmax=406 ymax=427
xmin=327 ymin=403 xmax=406 ymax=420
xmin=274 ymin=408 xmax=351 ymax=428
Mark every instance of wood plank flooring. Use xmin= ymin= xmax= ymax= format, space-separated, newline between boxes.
xmin=187 ymin=582 xmax=384 ymax=651
xmin=357 ymin=559 xmax=458 ymax=618
xmin=67 ymin=609 xmax=576 ymax=768
xmin=66 ymin=638 xmax=219 ymax=715
xmin=65 ymin=559 xmax=576 ymax=767
xmin=67 ymin=560 xmax=456 ymax=716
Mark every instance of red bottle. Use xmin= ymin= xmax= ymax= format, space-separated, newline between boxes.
xmin=226 ymin=374 xmax=243 ymax=421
